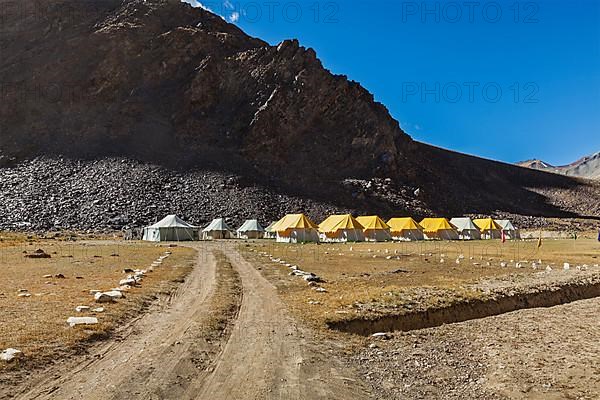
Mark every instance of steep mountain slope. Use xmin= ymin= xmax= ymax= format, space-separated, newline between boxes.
xmin=0 ymin=0 xmax=599 ymax=230
xmin=517 ymin=152 xmax=600 ymax=179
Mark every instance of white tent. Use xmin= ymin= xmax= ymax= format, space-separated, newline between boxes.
xmin=264 ymin=221 xmax=277 ymax=239
xmin=496 ymin=219 xmax=520 ymax=239
xmin=450 ymin=218 xmax=482 ymax=240
xmin=237 ymin=219 xmax=265 ymax=239
xmin=202 ymin=218 xmax=233 ymax=240
xmin=142 ymin=215 xmax=199 ymax=242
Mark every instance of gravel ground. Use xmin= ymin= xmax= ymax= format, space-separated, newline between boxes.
xmin=349 ymin=297 xmax=600 ymax=400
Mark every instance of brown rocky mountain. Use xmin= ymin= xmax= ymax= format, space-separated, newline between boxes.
xmin=517 ymin=152 xmax=600 ymax=180
xmin=0 ymin=0 xmax=599 ymax=230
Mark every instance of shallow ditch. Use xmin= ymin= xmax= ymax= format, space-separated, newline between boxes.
xmin=328 ymin=281 xmax=600 ymax=335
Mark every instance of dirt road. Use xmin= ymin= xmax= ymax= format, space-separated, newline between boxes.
xmin=11 ymin=243 xmax=371 ymax=400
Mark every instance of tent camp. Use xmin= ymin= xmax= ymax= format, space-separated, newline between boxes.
xmin=271 ymin=214 xmax=320 ymax=243
xmin=420 ymin=218 xmax=459 ymax=240
xmin=356 ymin=216 xmax=392 ymax=242
xmin=496 ymin=219 xmax=520 ymax=240
xmin=236 ymin=219 xmax=265 ymax=239
xmin=318 ymin=214 xmax=365 ymax=242
xmin=264 ymin=221 xmax=277 ymax=239
xmin=202 ymin=218 xmax=233 ymax=240
xmin=473 ymin=218 xmax=503 ymax=239
xmin=450 ymin=217 xmax=481 ymax=240
xmin=387 ymin=217 xmax=424 ymax=241
xmin=142 ymin=215 xmax=199 ymax=242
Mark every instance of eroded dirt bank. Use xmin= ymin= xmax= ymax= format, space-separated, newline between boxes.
xmin=328 ymin=276 xmax=600 ymax=335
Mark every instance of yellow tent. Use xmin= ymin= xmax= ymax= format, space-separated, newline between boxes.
xmin=387 ymin=217 xmax=421 ymax=232
xmin=318 ymin=214 xmax=365 ymax=242
xmin=271 ymin=214 xmax=319 ymax=243
xmin=356 ymin=216 xmax=391 ymax=242
xmin=473 ymin=218 xmax=502 ymax=239
xmin=387 ymin=217 xmax=424 ymax=241
xmin=319 ymin=214 xmax=364 ymax=232
xmin=419 ymin=218 xmax=458 ymax=240
xmin=473 ymin=218 xmax=501 ymax=232
xmin=272 ymin=214 xmax=318 ymax=231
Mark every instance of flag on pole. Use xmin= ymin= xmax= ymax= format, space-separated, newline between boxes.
xmin=537 ymin=231 xmax=543 ymax=249
xmin=501 ymin=230 xmax=506 ymax=243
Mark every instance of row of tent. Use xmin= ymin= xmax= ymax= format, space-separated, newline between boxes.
xmin=141 ymin=214 xmax=519 ymax=243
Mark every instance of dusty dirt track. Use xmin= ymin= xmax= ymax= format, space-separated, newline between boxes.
xmin=10 ymin=243 xmax=371 ymax=400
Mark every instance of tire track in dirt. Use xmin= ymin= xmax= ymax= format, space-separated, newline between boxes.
xmin=9 ymin=243 xmax=372 ymax=399
xmin=12 ymin=244 xmax=237 ymax=400
xmin=196 ymin=244 xmax=372 ymax=400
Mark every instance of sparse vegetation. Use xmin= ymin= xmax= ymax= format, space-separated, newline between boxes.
xmin=0 ymin=237 xmax=195 ymax=371
xmin=242 ymin=238 xmax=600 ymax=330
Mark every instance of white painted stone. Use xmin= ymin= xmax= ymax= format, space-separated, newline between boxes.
xmin=119 ymin=278 xmax=136 ymax=286
xmin=75 ymin=306 xmax=91 ymax=313
xmin=103 ymin=291 xmax=124 ymax=299
xmin=1 ymin=348 xmax=23 ymax=362
xmin=371 ymin=332 xmax=390 ymax=340
xmin=92 ymin=307 xmax=105 ymax=313
xmin=67 ymin=317 xmax=98 ymax=327
xmin=563 ymin=263 xmax=570 ymax=270
xmin=94 ymin=292 xmax=114 ymax=303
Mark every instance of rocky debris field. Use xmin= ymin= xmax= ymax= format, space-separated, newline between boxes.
xmin=0 ymin=157 xmax=351 ymax=232
xmin=0 ymin=157 xmax=597 ymax=233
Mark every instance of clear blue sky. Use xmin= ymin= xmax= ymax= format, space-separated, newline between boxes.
xmin=187 ymin=0 xmax=600 ymax=165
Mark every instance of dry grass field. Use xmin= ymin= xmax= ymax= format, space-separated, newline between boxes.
xmin=242 ymin=237 xmax=600 ymax=330
xmin=0 ymin=234 xmax=195 ymax=370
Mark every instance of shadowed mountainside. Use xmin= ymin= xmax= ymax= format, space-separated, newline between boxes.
xmin=0 ymin=0 xmax=599 ymax=230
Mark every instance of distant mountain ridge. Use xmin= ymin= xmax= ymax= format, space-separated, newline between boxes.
xmin=517 ymin=152 xmax=600 ymax=180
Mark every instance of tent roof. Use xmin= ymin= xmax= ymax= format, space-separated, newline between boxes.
xmin=237 ymin=219 xmax=264 ymax=232
xmin=495 ymin=219 xmax=516 ymax=230
xmin=473 ymin=218 xmax=502 ymax=232
xmin=271 ymin=214 xmax=318 ymax=231
xmin=148 ymin=215 xmax=197 ymax=229
xmin=450 ymin=217 xmax=479 ymax=231
xmin=387 ymin=217 xmax=422 ymax=231
xmin=356 ymin=216 xmax=390 ymax=230
xmin=420 ymin=218 xmax=455 ymax=233
xmin=318 ymin=214 xmax=364 ymax=233
xmin=264 ymin=221 xmax=277 ymax=233
xmin=203 ymin=218 xmax=232 ymax=232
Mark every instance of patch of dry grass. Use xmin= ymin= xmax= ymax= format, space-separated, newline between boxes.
xmin=0 ymin=238 xmax=195 ymax=370
xmin=241 ymin=238 xmax=600 ymax=329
